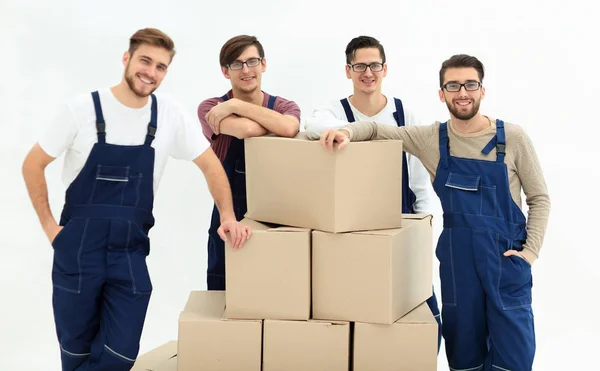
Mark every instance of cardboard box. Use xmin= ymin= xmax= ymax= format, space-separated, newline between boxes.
xmin=131 ymin=341 xmax=177 ymax=371
xmin=263 ymin=319 xmax=350 ymax=371
xmin=225 ymin=218 xmax=311 ymax=320
xmin=354 ymin=302 xmax=438 ymax=371
xmin=244 ymin=133 xmax=404 ymax=233
xmin=312 ymin=214 xmax=433 ymax=324
xmin=177 ymin=291 xmax=262 ymax=371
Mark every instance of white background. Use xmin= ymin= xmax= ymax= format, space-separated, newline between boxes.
xmin=1 ymin=0 xmax=598 ymax=370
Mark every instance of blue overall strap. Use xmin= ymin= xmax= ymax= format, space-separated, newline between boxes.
xmin=495 ymin=119 xmax=506 ymax=163
xmin=144 ymin=94 xmax=158 ymax=146
xmin=393 ymin=97 xmax=416 ymax=213
xmin=220 ymin=94 xmax=229 ymax=102
xmin=91 ymin=91 xmax=106 ymax=144
xmin=480 ymin=119 xmax=507 ymax=159
xmin=392 ymin=98 xmax=405 ymax=126
xmin=481 ymin=136 xmax=497 ymax=155
xmin=340 ymin=98 xmax=356 ymax=122
xmin=267 ymin=95 xmax=277 ymax=110
xmin=439 ymin=122 xmax=450 ymax=169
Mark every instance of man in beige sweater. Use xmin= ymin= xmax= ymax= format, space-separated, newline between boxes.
xmin=319 ymin=54 xmax=550 ymax=371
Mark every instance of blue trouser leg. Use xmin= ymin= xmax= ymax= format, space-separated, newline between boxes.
xmin=53 ymin=219 xmax=152 ymax=371
xmin=82 ymin=219 xmax=152 ymax=371
xmin=207 ymin=205 xmax=226 ymax=290
xmin=437 ymin=228 xmax=488 ymax=370
xmin=81 ymin=280 xmax=151 ymax=371
xmin=484 ymin=303 xmax=535 ymax=371
xmin=438 ymin=228 xmax=535 ymax=371
xmin=480 ymin=230 xmax=535 ymax=371
xmin=425 ymin=289 xmax=442 ymax=353
xmin=52 ymin=219 xmax=105 ymax=371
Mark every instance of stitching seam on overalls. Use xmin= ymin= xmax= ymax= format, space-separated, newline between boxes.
xmin=492 ymin=365 xmax=513 ymax=371
xmin=60 ymin=345 xmax=90 ymax=357
xmin=104 ymin=345 xmax=135 ymax=363
xmin=450 ymin=363 xmax=484 ymax=371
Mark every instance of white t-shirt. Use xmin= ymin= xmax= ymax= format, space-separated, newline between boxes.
xmin=39 ymin=88 xmax=210 ymax=193
xmin=303 ymin=96 xmax=434 ymax=214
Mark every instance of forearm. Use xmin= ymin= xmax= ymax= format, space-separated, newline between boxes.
xmin=233 ymin=100 xmax=298 ymax=137
xmin=304 ymin=115 xmax=352 ymax=138
xmin=206 ymin=167 xmax=236 ymax=222
xmin=194 ymin=149 xmax=236 ymax=222
xmin=521 ymin=194 xmax=551 ymax=263
xmin=344 ymin=122 xmax=423 ymax=157
xmin=515 ymin=129 xmax=551 ymax=263
xmin=220 ymin=116 xmax=268 ymax=139
xmin=22 ymin=164 xmax=57 ymax=231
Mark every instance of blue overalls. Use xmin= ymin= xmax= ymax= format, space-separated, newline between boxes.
xmin=206 ymin=93 xmax=277 ymax=290
xmin=341 ymin=97 xmax=442 ymax=350
xmin=433 ymin=120 xmax=534 ymax=371
xmin=51 ymin=91 xmax=158 ymax=371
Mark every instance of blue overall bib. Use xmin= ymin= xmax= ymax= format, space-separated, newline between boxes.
xmin=433 ymin=120 xmax=534 ymax=371
xmin=341 ymin=97 xmax=442 ymax=350
xmin=51 ymin=91 xmax=157 ymax=371
xmin=206 ymin=93 xmax=277 ymax=290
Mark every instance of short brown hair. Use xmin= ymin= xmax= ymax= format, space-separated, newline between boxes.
xmin=439 ymin=54 xmax=484 ymax=87
xmin=129 ymin=28 xmax=176 ymax=60
xmin=345 ymin=36 xmax=386 ymax=65
xmin=219 ymin=35 xmax=265 ymax=67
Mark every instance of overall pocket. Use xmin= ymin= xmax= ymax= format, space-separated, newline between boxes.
xmin=51 ymin=219 xmax=76 ymax=248
xmin=126 ymin=247 xmax=153 ymax=296
xmin=108 ymin=221 xmax=153 ymax=296
xmin=89 ymin=165 xmax=142 ymax=206
xmin=52 ymin=219 xmax=87 ymax=293
xmin=497 ymin=235 xmax=532 ymax=310
xmin=445 ymin=172 xmax=497 ymax=217
xmin=232 ymin=165 xmax=247 ymax=209
xmin=234 ymin=157 xmax=246 ymax=174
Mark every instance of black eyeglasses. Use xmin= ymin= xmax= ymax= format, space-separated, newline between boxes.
xmin=442 ymin=81 xmax=482 ymax=92
xmin=347 ymin=62 xmax=384 ymax=72
xmin=227 ymin=57 xmax=263 ymax=70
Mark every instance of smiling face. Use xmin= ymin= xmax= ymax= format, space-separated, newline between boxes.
xmin=439 ymin=67 xmax=485 ymax=121
xmin=221 ymin=45 xmax=266 ymax=94
xmin=346 ymin=47 xmax=387 ymax=95
xmin=123 ymin=43 xmax=171 ymax=98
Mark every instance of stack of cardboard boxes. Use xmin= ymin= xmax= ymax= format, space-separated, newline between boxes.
xmin=133 ymin=134 xmax=438 ymax=371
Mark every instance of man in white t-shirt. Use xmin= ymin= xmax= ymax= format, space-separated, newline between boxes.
xmin=304 ymin=35 xmax=442 ymax=351
xmin=21 ymin=28 xmax=250 ymax=371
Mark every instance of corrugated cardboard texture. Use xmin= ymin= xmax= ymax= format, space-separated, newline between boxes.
xmin=354 ymin=302 xmax=438 ymax=371
xmin=131 ymin=341 xmax=177 ymax=371
xmin=263 ymin=319 xmax=350 ymax=371
xmin=225 ymin=218 xmax=311 ymax=320
xmin=244 ymin=134 xmax=403 ymax=233
xmin=312 ymin=215 xmax=433 ymax=324
xmin=178 ymin=291 xmax=262 ymax=371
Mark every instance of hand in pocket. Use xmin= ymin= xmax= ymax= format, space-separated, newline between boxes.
xmin=47 ymin=224 xmax=64 ymax=244
xmin=503 ymin=249 xmax=531 ymax=266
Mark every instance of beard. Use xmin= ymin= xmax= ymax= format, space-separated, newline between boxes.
xmin=124 ymin=65 xmax=156 ymax=98
xmin=446 ymin=98 xmax=481 ymax=120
